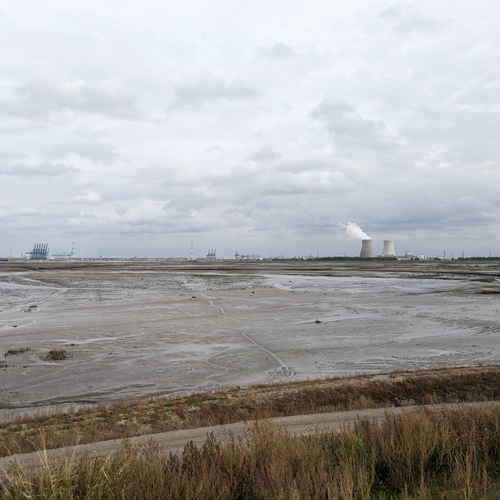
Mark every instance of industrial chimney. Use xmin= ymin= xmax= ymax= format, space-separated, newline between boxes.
xmin=381 ymin=240 xmax=396 ymax=257
xmin=360 ymin=239 xmax=375 ymax=258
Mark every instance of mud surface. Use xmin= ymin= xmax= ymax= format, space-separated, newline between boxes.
xmin=1 ymin=260 xmax=499 ymax=411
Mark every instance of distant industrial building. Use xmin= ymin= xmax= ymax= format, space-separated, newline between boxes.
xmin=51 ymin=242 xmax=76 ymax=260
xmin=28 ymin=243 xmax=49 ymax=260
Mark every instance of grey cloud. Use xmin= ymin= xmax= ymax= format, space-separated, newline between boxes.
xmin=0 ymin=150 xmax=29 ymax=160
xmin=43 ymin=126 xmax=119 ymax=163
xmin=310 ymin=99 xmax=399 ymax=151
xmin=116 ymin=204 xmax=221 ymax=234
xmin=402 ymin=106 xmax=500 ymax=165
xmin=357 ymin=170 xmax=500 ymax=236
xmin=12 ymin=207 xmax=46 ymax=217
xmin=48 ymin=138 xmax=118 ymax=163
xmin=379 ymin=3 xmax=443 ymax=34
xmin=161 ymin=202 xmax=192 ymax=217
xmin=3 ymin=78 xmax=140 ymax=120
xmin=240 ymin=196 xmax=346 ymax=236
xmin=258 ymin=170 xmax=353 ymax=196
xmin=258 ymin=42 xmax=294 ymax=59
xmin=247 ymin=145 xmax=279 ymax=163
xmin=207 ymin=145 xmax=224 ymax=153
xmin=274 ymin=159 xmax=330 ymax=173
xmin=0 ymin=161 xmax=76 ymax=177
xmin=392 ymin=16 xmax=443 ymax=34
xmin=74 ymin=193 xmax=101 ymax=204
xmin=167 ymin=185 xmax=221 ymax=212
xmin=379 ymin=3 xmax=409 ymax=19
xmin=203 ymin=163 xmax=354 ymax=204
xmin=172 ymin=71 xmax=261 ymax=105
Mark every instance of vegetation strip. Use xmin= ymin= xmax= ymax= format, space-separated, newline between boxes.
xmin=1 ymin=364 xmax=500 ymax=457
xmin=2 ymin=404 xmax=500 ymax=498
xmin=2 ymin=402 xmax=497 ymax=473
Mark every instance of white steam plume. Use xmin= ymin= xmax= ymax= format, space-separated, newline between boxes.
xmin=345 ymin=222 xmax=371 ymax=240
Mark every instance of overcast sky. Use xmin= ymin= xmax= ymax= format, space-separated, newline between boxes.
xmin=1 ymin=1 xmax=499 ymax=259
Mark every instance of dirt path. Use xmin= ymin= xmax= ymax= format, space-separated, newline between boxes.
xmin=2 ymin=401 xmax=498 ymax=477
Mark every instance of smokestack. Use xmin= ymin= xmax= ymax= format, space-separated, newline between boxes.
xmin=381 ymin=240 xmax=396 ymax=257
xmin=360 ymin=239 xmax=375 ymax=258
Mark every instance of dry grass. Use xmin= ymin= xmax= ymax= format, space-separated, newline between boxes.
xmin=4 ymin=348 xmax=31 ymax=357
xmin=2 ymin=405 xmax=500 ymax=499
xmin=1 ymin=365 xmax=500 ymax=458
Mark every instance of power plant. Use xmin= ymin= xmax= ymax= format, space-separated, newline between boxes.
xmin=359 ymin=239 xmax=375 ymax=258
xmin=381 ymin=240 xmax=396 ymax=257
xmin=358 ymin=239 xmax=397 ymax=258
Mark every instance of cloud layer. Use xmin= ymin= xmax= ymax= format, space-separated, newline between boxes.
xmin=1 ymin=1 xmax=499 ymax=258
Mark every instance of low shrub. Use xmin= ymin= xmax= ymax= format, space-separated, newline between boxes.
xmin=41 ymin=349 xmax=67 ymax=362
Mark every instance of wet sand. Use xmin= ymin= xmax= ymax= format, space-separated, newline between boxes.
xmin=1 ymin=260 xmax=499 ymax=412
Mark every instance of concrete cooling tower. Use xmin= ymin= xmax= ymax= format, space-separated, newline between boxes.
xmin=381 ymin=240 xmax=396 ymax=257
xmin=360 ymin=239 xmax=375 ymax=258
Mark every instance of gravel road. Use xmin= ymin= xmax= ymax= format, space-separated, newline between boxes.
xmin=2 ymin=401 xmax=498 ymax=478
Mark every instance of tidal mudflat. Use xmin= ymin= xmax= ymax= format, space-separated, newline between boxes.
xmin=1 ymin=260 xmax=499 ymax=412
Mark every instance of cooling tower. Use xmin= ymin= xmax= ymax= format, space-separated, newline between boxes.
xmin=381 ymin=240 xmax=396 ymax=257
xmin=360 ymin=239 xmax=375 ymax=258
